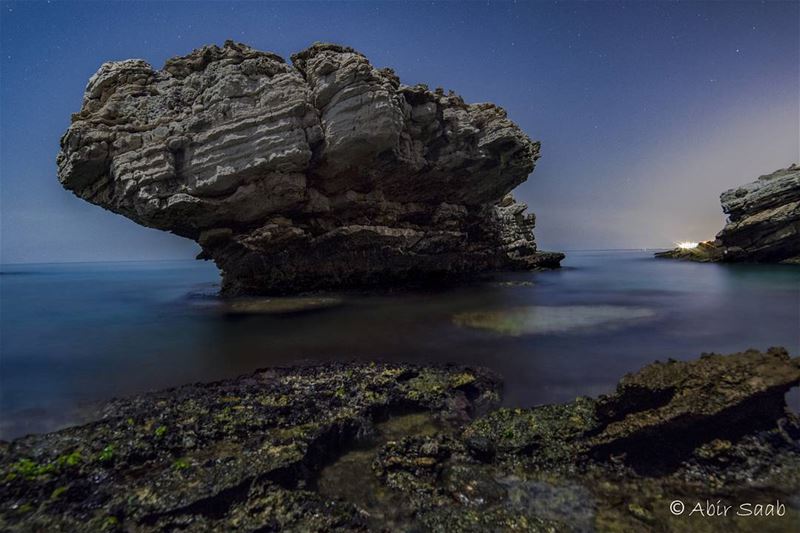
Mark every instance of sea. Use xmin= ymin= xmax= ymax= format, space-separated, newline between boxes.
xmin=1 ymin=250 xmax=798 ymax=440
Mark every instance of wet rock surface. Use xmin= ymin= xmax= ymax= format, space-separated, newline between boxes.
xmin=0 ymin=363 xmax=500 ymax=531
xmin=588 ymin=347 xmax=800 ymax=472
xmin=656 ymin=164 xmax=800 ymax=264
xmin=2 ymin=349 xmax=798 ymax=532
xmin=57 ymin=41 xmax=563 ymax=296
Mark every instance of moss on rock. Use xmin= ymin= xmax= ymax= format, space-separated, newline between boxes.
xmin=1 ymin=350 xmax=798 ymax=531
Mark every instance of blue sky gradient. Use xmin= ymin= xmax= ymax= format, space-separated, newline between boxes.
xmin=1 ymin=0 xmax=797 ymax=263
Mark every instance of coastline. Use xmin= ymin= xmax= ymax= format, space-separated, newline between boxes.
xmin=2 ymin=349 xmax=798 ymax=531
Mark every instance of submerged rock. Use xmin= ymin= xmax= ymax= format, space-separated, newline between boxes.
xmin=57 ymin=41 xmax=563 ymax=295
xmin=1 ymin=349 xmax=798 ymax=532
xmin=656 ymin=164 xmax=800 ymax=263
xmin=452 ymin=305 xmax=655 ymax=336
xmin=222 ymin=296 xmax=343 ymax=315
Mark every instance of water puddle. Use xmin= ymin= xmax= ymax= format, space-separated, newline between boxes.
xmin=316 ymin=412 xmax=599 ymax=530
xmin=499 ymin=476 xmax=595 ymax=531
xmin=315 ymin=412 xmax=442 ymax=528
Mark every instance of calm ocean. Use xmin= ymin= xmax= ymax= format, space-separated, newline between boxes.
xmin=1 ymin=251 xmax=798 ymax=440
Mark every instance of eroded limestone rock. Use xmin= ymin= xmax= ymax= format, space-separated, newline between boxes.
xmin=588 ymin=347 xmax=800 ymax=471
xmin=657 ymin=164 xmax=800 ymax=263
xmin=58 ymin=41 xmax=563 ymax=295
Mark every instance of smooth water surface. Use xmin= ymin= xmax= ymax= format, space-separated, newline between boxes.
xmin=2 ymin=252 xmax=799 ymax=439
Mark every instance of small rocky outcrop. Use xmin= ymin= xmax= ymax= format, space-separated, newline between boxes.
xmin=588 ymin=347 xmax=800 ymax=470
xmin=656 ymin=164 xmax=800 ymax=263
xmin=57 ymin=41 xmax=563 ymax=295
xmin=2 ymin=348 xmax=798 ymax=531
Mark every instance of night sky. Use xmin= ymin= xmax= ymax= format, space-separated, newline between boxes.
xmin=1 ymin=1 xmax=797 ymax=263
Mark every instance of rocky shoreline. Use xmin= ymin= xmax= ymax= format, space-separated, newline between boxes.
xmin=656 ymin=165 xmax=800 ymax=264
xmin=2 ymin=348 xmax=798 ymax=532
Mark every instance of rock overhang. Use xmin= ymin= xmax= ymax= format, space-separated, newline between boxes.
xmin=58 ymin=41 xmax=562 ymax=294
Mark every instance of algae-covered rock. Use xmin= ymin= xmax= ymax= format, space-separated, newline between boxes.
xmin=371 ymin=348 xmax=800 ymax=531
xmin=2 ymin=349 xmax=798 ymax=532
xmin=0 ymin=363 xmax=499 ymax=531
xmin=588 ymin=347 xmax=800 ymax=472
xmin=463 ymin=398 xmax=598 ymax=466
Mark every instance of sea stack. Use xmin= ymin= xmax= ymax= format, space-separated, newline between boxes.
xmin=656 ymin=164 xmax=800 ymax=263
xmin=57 ymin=41 xmax=563 ymax=295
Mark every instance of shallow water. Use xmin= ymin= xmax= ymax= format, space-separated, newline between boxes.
xmin=316 ymin=412 xmax=443 ymax=529
xmin=1 ymin=251 xmax=798 ymax=440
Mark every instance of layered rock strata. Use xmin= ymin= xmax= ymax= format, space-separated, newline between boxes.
xmin=656 ymin=164 xmax=800 ymax=263
xmin=57 ymin=41 xmax=563 ymax=294
xmin=2 ymin=348 xmax=798 ymax=531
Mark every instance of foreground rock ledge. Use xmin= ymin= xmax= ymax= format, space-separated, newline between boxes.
xmin=57 ymin=41 xmax=563 ymax=295
xmin=2 ymin=348 xmax=798 ymax=531
xmin=656 ymin=164 xmax=800 ymax=264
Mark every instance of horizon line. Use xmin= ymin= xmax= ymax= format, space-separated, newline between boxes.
xmin=0 ymin=248 xmax=670 ymax=267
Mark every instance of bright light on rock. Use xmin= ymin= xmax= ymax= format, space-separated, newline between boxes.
xmin=677 ymin=241 xmax=699 ymax=249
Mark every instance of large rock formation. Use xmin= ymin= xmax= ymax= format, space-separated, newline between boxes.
xmin=2 ymin=349 xmax=798 ymax=531
xmin=57 ymin=41 xmax=563 ymax=294
xmin=656 ymin=164 xmax=800 ymax=263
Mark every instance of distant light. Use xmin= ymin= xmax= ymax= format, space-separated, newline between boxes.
xmin=677 ymin=241 xmax=699 ymax=250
